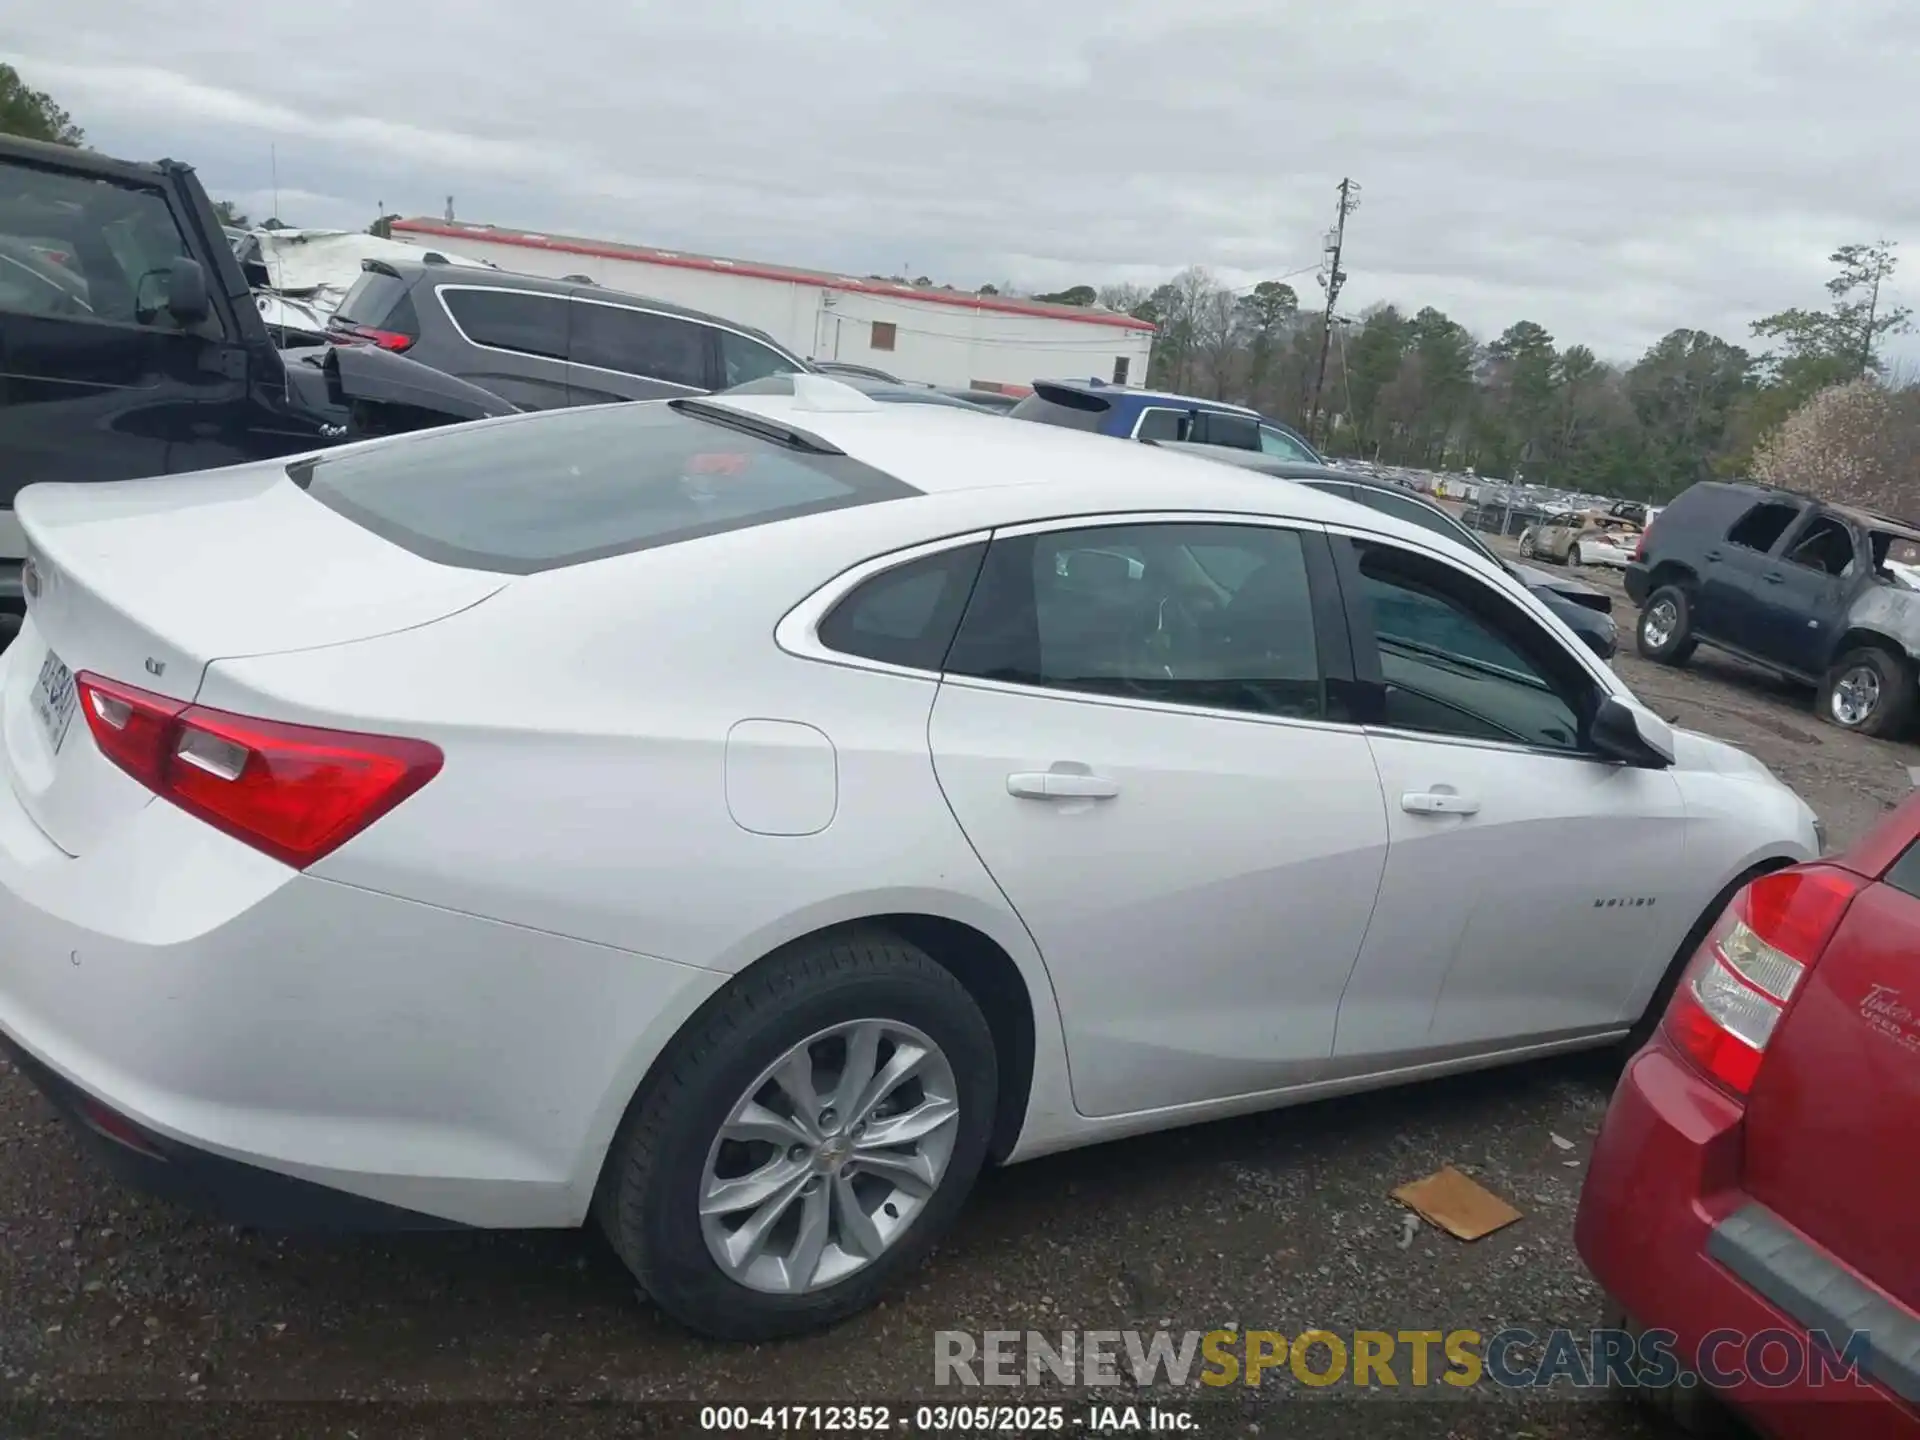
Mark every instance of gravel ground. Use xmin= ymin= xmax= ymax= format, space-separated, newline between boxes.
xmin=2 ymin=552 xmax=1912 ymax=1439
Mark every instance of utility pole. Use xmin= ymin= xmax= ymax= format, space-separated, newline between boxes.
xmin=1309 ymin=177 xmax=1360 ymax=446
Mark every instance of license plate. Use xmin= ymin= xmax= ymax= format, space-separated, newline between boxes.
xmin=31 ymin=650 xmax=77 ymax=755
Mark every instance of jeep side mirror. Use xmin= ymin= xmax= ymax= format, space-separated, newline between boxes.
xmin=166 ymin=257 xmax=211 ymax=326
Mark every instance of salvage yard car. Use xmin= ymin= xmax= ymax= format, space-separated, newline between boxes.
xmin=1008 ymin=377 xmax=1323 ymax=462
xmin=327 ymin=259 xmax=809 ymax=410
xmin=0 ymin=135 xmax=518 ymax=652
xmin=0 ymin=378 xmax=1818 ymax=1341
xmin=1630 ymin=479 xmax=1920 ymax=737
xmin=1577 ymin=791 xmax=1920 ymax=1437
xmin=1520 ymin=511 xmax=1643 ymax=568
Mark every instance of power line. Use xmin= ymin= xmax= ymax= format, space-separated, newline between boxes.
xmin=1308 ymin=177 xmax=1360 ymax=447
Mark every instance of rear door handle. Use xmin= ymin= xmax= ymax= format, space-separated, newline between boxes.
xmin=1704 ymin=549 xmax=1724 ymax=562
xmin=1764 ymin=573 xmax=1785 ymax=584
xmin=1007 ymin=771 xmax=1121 ymax=800
xmin=1401 ymin=791 xmax=1481 ymax=816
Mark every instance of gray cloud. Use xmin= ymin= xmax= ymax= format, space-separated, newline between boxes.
xmin=6 ymin=0 xmax=1916 ymax=364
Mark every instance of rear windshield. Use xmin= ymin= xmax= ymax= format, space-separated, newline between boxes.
xmin=1008 ymin=384 xmax=1111 ymax=432
xmin=333 ymin=269 xmax=414 ymax=328
xmin=289 ymin=401 xmax=919 ymax=574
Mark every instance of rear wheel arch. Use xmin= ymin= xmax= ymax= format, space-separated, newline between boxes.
xmin=598 ymin=914 xmax=1040 ymax=1196
xmin=1647 ymin=560 xmax=1699 ymax=596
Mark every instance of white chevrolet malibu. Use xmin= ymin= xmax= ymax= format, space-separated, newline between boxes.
xmin=0 ymin=378 xmax=1818 ymax=1339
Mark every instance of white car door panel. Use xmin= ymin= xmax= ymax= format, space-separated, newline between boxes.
xmin=1337 ymin=733 xmax=1685 ymax=1059
xmin=925 ymin=517 xmax=1390 ymax=1118
xmin=1327 ymin=534 xmax=1686 ymax=1061
xmin=930 ymin=683 xmax=1388 ymax=1116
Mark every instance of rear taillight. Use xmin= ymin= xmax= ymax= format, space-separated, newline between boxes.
xmin=1633 ymin=527 xmax=1651 ymax=561
xmin=75 ymin=673 xmax=441 ymax=869
xmin=1663 ymin=866 xmax=1863 ymax=1095
xmin=328 ymin=323 xmax=415 ymax=352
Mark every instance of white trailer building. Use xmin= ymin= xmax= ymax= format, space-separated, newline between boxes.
xmin=390 ymin=218 xmax=1155 ymax=394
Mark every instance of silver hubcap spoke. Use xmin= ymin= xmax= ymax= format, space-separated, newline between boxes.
xmin=700 ymin=1018 xmax=959 ymax=1294
xmin=1644 ymin=600 xmax=1676 ymax=649
xmin=1834 ymin=667 xmax=1880 ymax=725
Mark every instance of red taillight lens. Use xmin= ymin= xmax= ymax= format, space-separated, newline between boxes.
xmin=75 ymin=673 xmax=441 ymax=869
xmin=1633 ymin=528 xmax=1650 ymax=561
xmin=1662 ymin=865 xmax=1864 ymax=1095
xmin=328 ymin=324 xmax=414 ymax=352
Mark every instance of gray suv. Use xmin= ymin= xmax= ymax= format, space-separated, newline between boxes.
xmin=327 ymin=260 xmax=807 ymax=410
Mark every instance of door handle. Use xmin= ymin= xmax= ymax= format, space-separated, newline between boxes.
xmin=1764 ymin=572 xmax=1785 ymax=584
xmin=1704 ymin=549 xmax=1724 ymax=562
xmin=1007 ymin=771 xmax=1121 ymax=800
xmin=1401 ymin=791 xmax=1481 ymax=816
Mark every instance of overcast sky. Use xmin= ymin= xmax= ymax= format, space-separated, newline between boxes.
xmin=8 ymin=0 xmax=1918 ymax=364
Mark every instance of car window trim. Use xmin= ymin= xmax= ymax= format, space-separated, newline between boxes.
xmin=779 ymin=510 xmax=1361 ymax=729
xmin=1323 ymin=526 xmax=1624 ymax=763
xmin=571 ymin=292 xmax=805 ymax=388
xmin=1322 ymin=519 xmax=1622 ymax=695
xmin=776 ymin=530 xmax=996 ymax=680
xmin=434 ymin=283 xmax=573 ymax=366
xmin=939 ymin=511 xmax=1355 ymax=726
xmin=1725 ymin=499 xmax=1806 ymax=554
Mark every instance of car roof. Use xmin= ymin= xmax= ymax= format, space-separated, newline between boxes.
xmin=700 ymin=389 xmax=1507 ymax=577
xmin=373 ymin=258 xmax=789 ymax=344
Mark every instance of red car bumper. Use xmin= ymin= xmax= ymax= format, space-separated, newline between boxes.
xmin=1575 ymin=1044 xmax=1920 ymax=1439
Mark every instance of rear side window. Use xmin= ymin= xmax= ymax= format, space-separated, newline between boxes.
xmin=1008 ymin=384 xmax=1111 ymax=433
xmin=441 ymin=287 xmax=568 ymax=360
xmin=572 ymin=301 xmax=710 ymax=388
xmin=1190 ymin=412 xmax=1261 ymax=450
xmin=1727 ymin=501 xmax=1802 ymax=554
xmin=289 ymin=401 xmax=920 ymax=574
xmin=817 ymin=543 xmax=987 ymax=670
xmin=1134 ymin=408 xmax=1183 ymax=441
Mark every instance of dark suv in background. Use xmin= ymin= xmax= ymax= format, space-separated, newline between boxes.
xmin=1009 ymin=378 xmax=1323 ymax=462
xmin=328 ymin=260 xmax=808 ymax=410
xmin=1628 ymin=479 xmax=1920 ymax=736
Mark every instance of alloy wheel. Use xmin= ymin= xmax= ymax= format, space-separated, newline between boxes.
xmin=1831 ymin=664 xmax=1882 ymax=727
xmin=1642 ymin=598 xmax=1678 ymax=651
xmin=699 ymin=1019 xmax=960 ymax=1295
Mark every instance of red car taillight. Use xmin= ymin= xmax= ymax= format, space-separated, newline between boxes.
xmin=1632 ymin=527 xmax=1651 ymax=561
xmin=1663 ymin=866 xmax=1863 ymax=1095
xmin=75 ymin=672 xmax=442 ymax=870
xmin=328 ymin=324 xmax=415 ymax=352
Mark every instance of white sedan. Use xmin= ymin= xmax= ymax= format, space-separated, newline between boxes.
xmin=0 ymin=378 xmax=1818 ymax=1339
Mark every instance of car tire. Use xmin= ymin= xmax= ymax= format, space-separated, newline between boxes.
xmin=1818 ymin=645 xmax=1915 ymax=739
xmin=1636 ymin=584 xmax=1697 ymax=666
xmin=1518 ymin=530 xmax=1537 ymax=558
xmin=1604 ymin=1305 xmax=1734 ymax=1436
xmin=1569 ymin=542 xmax=1585 ymax=567
xmin=595 ymin=929 xmax=998 ymax=1341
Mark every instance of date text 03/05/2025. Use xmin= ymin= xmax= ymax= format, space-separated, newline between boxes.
xmin=698 ymin=1404 xmax=1197 ymax=1432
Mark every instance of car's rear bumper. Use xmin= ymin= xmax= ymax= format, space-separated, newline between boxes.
xmin=1 ymin=1031 xmax=460 ymax=1230
xmin=0 ymin=763 xmax=725 ymax=1230
xmin=1576 ymin=1044 xmax=1920 ymax=1438
xmin=1624 ymin=562 xmax=1652 ymax=605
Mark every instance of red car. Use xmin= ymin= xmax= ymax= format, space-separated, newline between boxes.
xmin=1577 ymin=793 xmax=1920 ymax=1436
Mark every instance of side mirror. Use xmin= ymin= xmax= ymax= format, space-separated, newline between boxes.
xmin=166 ymin=257 xmax=211 ymax=326
xmin=1591 ymin=694 xmax=1675 ymax=768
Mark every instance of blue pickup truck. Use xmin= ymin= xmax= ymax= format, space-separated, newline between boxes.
xmin=1008 ymin=379 xmax=1323 ymax=463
